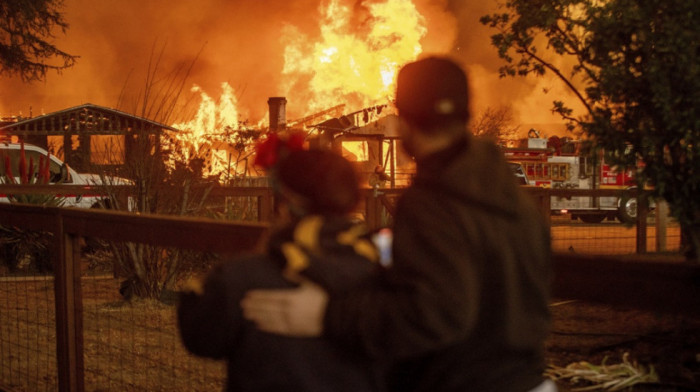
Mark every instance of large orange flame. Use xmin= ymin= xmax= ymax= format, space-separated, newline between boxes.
xmin=171 ymin=0 xmax=427 ymax=180
xmin=281 ymin=0 xmax=426 ymax=114
xmin=172 ymin=82 xmax=242 ymax=152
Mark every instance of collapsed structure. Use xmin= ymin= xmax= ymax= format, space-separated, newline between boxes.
xmin=0 ymin=104 xmax=177 ymax=176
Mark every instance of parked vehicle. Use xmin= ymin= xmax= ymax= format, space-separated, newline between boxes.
xmin=0 ymin=142 xmax=125 ymax=209
xmin=504 ymin=135 xmax=639 ymax=224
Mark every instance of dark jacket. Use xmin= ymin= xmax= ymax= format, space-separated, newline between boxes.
xmin=178 ymin=216 xmax=383 ymax=392
xmin=324 ymin=134 xmax=552 ymax=392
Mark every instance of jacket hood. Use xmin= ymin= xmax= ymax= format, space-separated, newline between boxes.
xmin=267 ymin=216 xmax=379 ymax=294
xmin=416 ymin=134 xmax=521 ymax=218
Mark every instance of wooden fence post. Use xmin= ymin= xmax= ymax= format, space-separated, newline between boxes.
xmin=524 ymin=187 xmax=551 ymax=227
xmin=541 ymin=188 xmax=552 ymax=228
xmin=636 ymin=193 xmax=648 ymax=254
xmin=365 ymin=191 xmax=380 ymax=231
xmin=53 ymin=212 xmax=85 ymax=392
xmin=656 ymin=200 xmax=668 ymax=252
xmin=258 ymin=188 xmax=274 ymax=222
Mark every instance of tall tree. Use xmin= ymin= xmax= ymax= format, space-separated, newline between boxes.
xmin=0 ymin=0 xmax=77 ymax=82
xmin=481 ymin=0 xmax=700 ymax=261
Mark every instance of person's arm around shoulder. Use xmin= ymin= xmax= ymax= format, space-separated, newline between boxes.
xmin=242 ymin=189 xmax=482 ymax=359
xmin=241 ymin=277 xmax=328 ymax=337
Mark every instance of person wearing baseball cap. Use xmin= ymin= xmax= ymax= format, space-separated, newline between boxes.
xmin=243 ymin=57 xmax=555 ymax=392
xmin=395 ymin=56 xmax=471 ymax=129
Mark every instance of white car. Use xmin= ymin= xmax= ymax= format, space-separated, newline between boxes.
xmin=0 ymin=142 xmax=128 ymax=209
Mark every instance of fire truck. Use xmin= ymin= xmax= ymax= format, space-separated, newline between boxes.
xmin=504 ymin=133 xmax=638 ymax=224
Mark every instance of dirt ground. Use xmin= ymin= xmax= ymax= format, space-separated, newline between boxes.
xmin=545 ymin=298 xmax=700 ymax=391
xmin=2 ymin=260 xmax=699 ymax=391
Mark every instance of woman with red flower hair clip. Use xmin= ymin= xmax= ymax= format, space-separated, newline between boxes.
xmin=177 ymin=132 xmax=386 ymax=392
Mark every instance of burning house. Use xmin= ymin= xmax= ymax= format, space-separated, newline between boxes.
xmin=200 ymin=95 xmax=413 ymax=188
xmin=0 ymin=103 xmax=178 ymax=176
xmin=0 ymin=0 xmax=437 ymax=186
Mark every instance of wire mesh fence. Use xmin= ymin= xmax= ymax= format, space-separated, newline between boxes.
xmin=79 ymin=272 xmax=225 ymax=391
xmin=0 ymin=201 xmax=267 ymax=392
xmin=0 ymin=274 xmax=56 ymax=392
xmin=0 ymin=249 xmax=227 ymax=392
xmin=550 ymin=212 xmax=681 ymax=255
xmin=0 ymin=189 xmax=691 ymax=392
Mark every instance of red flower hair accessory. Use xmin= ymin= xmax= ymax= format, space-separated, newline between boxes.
xmin=254 ymin=132 xmax=306 ymax=169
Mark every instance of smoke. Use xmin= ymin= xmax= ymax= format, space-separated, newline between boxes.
xmin=0 ymin=0 xmax=577 ymax=135
xmin=444 ymin=0 xmax=582 ymax=135
xmin=0 ymin=0 xmax=320 ymax=122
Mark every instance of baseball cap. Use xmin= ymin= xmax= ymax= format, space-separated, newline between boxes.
xmin=395 ymin=57 xmax=470 ymax=128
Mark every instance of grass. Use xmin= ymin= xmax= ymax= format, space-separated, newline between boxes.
xmin=545 ymin=353 xmax=659 ymax=391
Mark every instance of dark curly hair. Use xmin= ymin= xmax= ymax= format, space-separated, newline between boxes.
xmin=275 ymin=149 xmax=360 ymax=216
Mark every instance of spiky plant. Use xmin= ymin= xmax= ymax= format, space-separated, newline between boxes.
xmin=0 ymin=142 xmax=66 ymax=205
xmin=0 ymin=142 xmax=64 ymax=272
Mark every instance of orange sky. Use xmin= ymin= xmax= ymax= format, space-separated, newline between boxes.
xmin=0 ymin=0 xmax=580 ymax=137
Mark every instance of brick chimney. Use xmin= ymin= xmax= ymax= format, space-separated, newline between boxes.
xmin=267 ymin=97 xmax=287 ymax=131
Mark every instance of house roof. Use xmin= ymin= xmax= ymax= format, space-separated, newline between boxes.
xmin=311 ymin=104 xmax=396 ymax=137
xmin=351 ymin=114 xmax=400 ymax=137
xmin=0 ymin=103 xmax=180 ymax=135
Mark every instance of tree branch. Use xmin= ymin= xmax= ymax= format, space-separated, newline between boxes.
xmin=516 ymin=46 xmax=594 ymax=117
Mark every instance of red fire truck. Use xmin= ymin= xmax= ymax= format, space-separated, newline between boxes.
xmin=504 ymin=134 xmax=638 ymax=223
